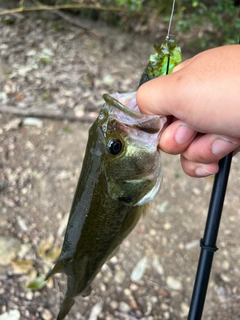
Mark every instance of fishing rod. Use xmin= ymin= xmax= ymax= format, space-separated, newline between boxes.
xmin=188 ymin=153 xmax=232 ymax=319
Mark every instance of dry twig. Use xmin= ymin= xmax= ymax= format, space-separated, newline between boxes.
xmin=0 ymin=105 xmax=98 ymax=122
xmin=0 ymin=4 xmax=124 ymax=16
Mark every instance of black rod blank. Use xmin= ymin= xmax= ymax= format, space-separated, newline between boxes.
xmin=188 ymin=153 xmax=232 ymax=320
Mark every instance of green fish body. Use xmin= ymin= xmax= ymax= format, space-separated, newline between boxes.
xmin=46 ymin=92 xmax=166 ymax=319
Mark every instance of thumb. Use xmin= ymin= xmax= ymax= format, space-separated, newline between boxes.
xmin=136 ymin=72 xmax=182 ymax=117
xmin=136 ymin=57 xmax=195 ymax=117
xmin=172 ymin=57 xmax=193 ymax=73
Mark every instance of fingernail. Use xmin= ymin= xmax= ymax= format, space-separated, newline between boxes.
xmin=211 ymin=138 xmax=238 ymax=156
xmin=195 ymin=167 xmax=216 ymax=177
xmin=175 ymin=124 xmax=196 ymax=144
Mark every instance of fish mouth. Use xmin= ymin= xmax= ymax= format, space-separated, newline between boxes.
xmin=102 ymin=92 xmax=166 ymax=134
xmin=102 ymin=93 xmax=143 ymax=119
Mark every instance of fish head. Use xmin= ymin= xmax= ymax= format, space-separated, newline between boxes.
xmin=94 ymin=92 xmax=166 ymax=206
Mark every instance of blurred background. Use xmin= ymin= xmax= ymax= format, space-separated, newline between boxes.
xmin=0 ymin=1 xmax=240 ymax=320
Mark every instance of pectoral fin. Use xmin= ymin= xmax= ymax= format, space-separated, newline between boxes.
xmin=81 ymin=285 xmax=92 ymax=297
xmin=45 ymin=260 xmax=64 ymax=280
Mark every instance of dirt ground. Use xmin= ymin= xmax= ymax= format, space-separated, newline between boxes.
xmin=1 ymin=10 xmax=240 ymax=320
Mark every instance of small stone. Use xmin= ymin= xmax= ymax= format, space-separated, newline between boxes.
xmin=74 ymin=104 xmax=85 ymax=117
xmin=166 ymin=276 xmax=183 ymax=291
xmin=221 ymin=273 xmax=231 ymax=282
xmin=26 ymin=49 xmax=37 ymax=56
xmin=178 ymin=242 xmax=184 ymax=250
xmin=119 ymin=301 xmax=131 ymax=313
xmin=163 ymin=222 xmax=172 ymax=230
xmin=0 ymin=310 xmax=21 ymax=320
xmin=102 ymin=74 xmax=114 ymax=86
xmin=114 ymin=269 xmax=126 ymax=284
xmin=25 ymin=291 xmax=33 ymax=300
xmin=129 ymin=299 xmax=137 ymax=309
xmin=109 ymin=256 xmax=118 ymax=264
xmin=158 ymin=200 xmax=169 ymax=213
xmin=192 ymin=188 xmax=201 ymax=195
xmin=123 ymin=288 xmax=132 ymax=297
xmin=150 ymin=296 xmax=158 ymax=304
xmin=110 ymin=301 xmax=118 ymax=310
xmin=160 ymin=303 xmax=169 ymax=311
xmin=180 ymin=302 xmax=189 ymax=317
xmin=23 ymin=117 xmax=43 ymax=128
xmin=99 ymin=283 xmax=106 ymax=292
xmin=222 ymin=260 xmax=230 ymax=270
xmin=163 ymin=311 xmax=170 ymax=319
xmin=129 ymin=283 xmax=139 ymax=291
xmin=185 ymin=239 xmax=199 ymax=250
xmin=149 ymin=229 xmax=156 ymax=236
xmin=152 ymin=258 xmax=164 ymax=275
xmin=41 ymin=309 xmax=53 ymax=320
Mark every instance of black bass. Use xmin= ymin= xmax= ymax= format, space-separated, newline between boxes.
xmin=46 ymin=92 xmax=166 ymax=320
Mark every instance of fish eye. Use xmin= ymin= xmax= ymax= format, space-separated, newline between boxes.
xmin=107 ymin=139 xmax=122 ymax=155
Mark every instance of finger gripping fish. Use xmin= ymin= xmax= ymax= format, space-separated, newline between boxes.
xmin=46 ymin=92 xmax=166 ymax=319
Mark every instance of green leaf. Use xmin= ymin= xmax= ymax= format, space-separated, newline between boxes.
xmin=26 ymin=274 xmax=47 ymax=290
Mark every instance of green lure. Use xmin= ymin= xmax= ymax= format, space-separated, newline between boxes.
xmin=139 ymin=38 xmax=182 ymax=87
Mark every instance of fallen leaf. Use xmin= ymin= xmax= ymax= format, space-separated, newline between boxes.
xmin=15 ymin=93 xmax=24 ymax=100
xmin=38 ymin=235 xmax=55 ymax=258
xmin=11 ymin=260 xmax=34 ymax=274
xmin=130 ymin=257 xmax=148 ymax=282
xmin=45 ymin=246 xmax=62 ymax=261
xmin=26 ymin=274 xmax=47 ymax=290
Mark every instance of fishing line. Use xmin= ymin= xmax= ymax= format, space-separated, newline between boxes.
xmin=165 ymin=0 xmax=175 ymax=74
xmin=166 ymin=0 xmax=176 ymax=41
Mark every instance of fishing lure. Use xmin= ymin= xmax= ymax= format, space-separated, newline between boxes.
xmin=139 ymin=38 xmax=181 ymax=86
xmin=139 ymin=0 xmax=181 ymax=86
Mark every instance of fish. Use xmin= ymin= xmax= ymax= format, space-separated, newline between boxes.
xmin=46 ymin=92 xmax=166 ymax=320
xmin=46 ymin=3 xmax=182 ymax=316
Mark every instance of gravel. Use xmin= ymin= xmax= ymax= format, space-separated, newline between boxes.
xmin=1 ymin=9 xmax=240 ymax=320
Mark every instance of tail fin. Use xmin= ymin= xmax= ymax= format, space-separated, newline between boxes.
xmin=57 ymin=297 xmax=75 ymax=320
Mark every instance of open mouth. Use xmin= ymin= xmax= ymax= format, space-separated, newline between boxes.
xmin=102 ymin=92 xmax=166 ymax=135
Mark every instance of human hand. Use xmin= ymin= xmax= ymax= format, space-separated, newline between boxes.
xmin=136 ymin=45 xmax=240 ymax=177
